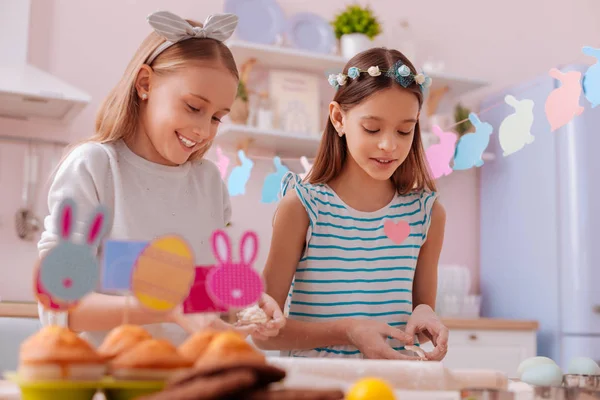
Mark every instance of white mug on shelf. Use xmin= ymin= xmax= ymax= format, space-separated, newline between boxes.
xmin=437 ymin=264 xmax=471 ymax=297
xmin=461 ymin=295 xmax=482 ymax=319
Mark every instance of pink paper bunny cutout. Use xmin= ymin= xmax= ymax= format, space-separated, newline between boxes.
xmin=425 ymin=125 xmax=457 ymax=179
xmin=206 ymin=230 xmax=264 ymax=309
xmin=215 ymin=146 xmax=230 ymax=179
xmin=545 ymin=68 xmax=585 ymax=132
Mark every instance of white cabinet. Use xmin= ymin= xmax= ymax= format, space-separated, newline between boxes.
xmin=421 ymin=327 xmax=537 ymax=378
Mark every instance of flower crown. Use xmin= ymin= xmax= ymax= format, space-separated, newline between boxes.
xmin=328 ymin=60 xmax=432 ymax=92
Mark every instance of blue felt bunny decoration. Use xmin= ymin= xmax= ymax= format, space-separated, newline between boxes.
xmin=453 ymin=113 xmax=494 ymax=170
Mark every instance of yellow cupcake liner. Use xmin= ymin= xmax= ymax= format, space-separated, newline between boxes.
xmin=4 ymin=372 xmax=165 ymax=400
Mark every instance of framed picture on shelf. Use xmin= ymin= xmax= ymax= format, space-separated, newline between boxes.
xmin=268 ymin=70 xmax=320 ymax=138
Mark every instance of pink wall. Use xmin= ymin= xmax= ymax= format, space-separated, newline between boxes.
xmin=0 ymin=0 xmax=598 ymax=302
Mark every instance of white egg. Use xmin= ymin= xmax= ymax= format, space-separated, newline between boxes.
xmin=521 ymin=363 xmax=564 ymax=386
xmin=517 ymin=356 xmax=557 ymax=379
xmin=567 ymin=357 xmax=600 ymax=376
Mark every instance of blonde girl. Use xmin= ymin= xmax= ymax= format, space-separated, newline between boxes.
xmin=37 ymin=11 xmax=284 ymax=347
xmin=255 ymin=47 xmax=449 ymax=360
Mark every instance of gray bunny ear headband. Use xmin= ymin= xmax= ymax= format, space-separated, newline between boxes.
xmin=145 ymin=11 xmax=238 ymax=64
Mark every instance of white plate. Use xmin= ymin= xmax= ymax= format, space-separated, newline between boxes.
xmin=286 ymin=12 xmax=335 ymax=54
xmin=224 ymin=0 xmax=286 ymax=45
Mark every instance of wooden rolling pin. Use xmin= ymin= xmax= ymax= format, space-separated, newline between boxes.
xmin=267 ymin=357 xmax=508 ymax=391
xmin=449 ymin=369 xmax=509 ymax=391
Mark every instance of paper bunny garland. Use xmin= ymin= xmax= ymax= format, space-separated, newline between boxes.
xmin=545 ymin=68 xmax=585 ymax=132
xmin=582 ymin=46 xmax=600 ymax=108
xmin=261 ymin=156 xmax=290 ymax=203
xmin=453 ymin=113 xmax=494 ymax=170
xmin=36 ymin=198 xmax=111 ymax=310
xmin=498 ymin=95 xmax=535 ymax=156
xmin=228 ymin=150 xmax=254 ymax=196
xmin=425 ymin=125 xmax=457 ymax=179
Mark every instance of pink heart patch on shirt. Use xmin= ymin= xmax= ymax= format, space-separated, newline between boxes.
xmin=384 ymin=220 xmax=410 ymax=244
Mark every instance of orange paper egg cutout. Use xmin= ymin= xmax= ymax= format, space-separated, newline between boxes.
xmin=131 ymin=235 xmax=196 ymax=312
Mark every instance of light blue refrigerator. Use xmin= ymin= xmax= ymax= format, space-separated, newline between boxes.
xmin=479 ymin=64 xmax=600 ymax=369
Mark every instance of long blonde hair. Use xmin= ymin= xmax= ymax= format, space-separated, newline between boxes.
xmin=62 ymin=18 xmax=239 ymax=166
xmin=309 ymin=48 xmax=436 ymax=195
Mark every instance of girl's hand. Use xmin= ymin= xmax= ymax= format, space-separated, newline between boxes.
xmin=345 ymin=319 xmax=420 ymax=360
xmin=170 ymin=306 xmax=260 ymax=337
xmin=250 ymin=293 xmax=286 ymax=341
xmin=168 ymin=294 xmax=285 ymax=339
xmin=168 ymin=306 xmax=220 ymax=333
xmin=405 ymin=304 xmax=449 ymax=361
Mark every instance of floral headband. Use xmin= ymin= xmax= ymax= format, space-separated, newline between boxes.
xmin=328 ymin=60 xmax=432 ymax=92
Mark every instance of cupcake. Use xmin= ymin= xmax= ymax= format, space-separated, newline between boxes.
xmin=98 ymin=324 xmax=153 ymax=361
xmin=195 ymin=331 xmax=266 ymax=366
xmin=178 ymin=329 xmax=220 ymax=363
xmin=110 ymin=339 xmax=193 ymax=380
xmin=18 ymin=325 xmax=106 ymax=381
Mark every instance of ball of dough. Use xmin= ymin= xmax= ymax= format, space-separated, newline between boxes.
xmin=567 ymin=357 xmax=600 ymax=376
xmin=521 ymin=363 xmax=563 ymax=386
xmin=517 ymin=356 xmax=557 ymax=379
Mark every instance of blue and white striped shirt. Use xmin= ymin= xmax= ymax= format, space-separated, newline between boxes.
xmin=280 ymin=172 xmax=438 ymax=358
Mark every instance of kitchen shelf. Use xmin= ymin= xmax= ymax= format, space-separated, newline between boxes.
xmin=425 ymin=70 xmax=488 ymax=99
xmin=215 ymin=124 xmax=321 ymax=158
xmin=215 ymin=124 xmax=495 ymax=163
xmin=227 ymin=40 xmax=345 ymax=76
xmin=226 ymin=40 xmax=488 ymax=98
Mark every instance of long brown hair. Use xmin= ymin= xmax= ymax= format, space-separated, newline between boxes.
xmin=59 ymin=18 xmax=239 ymax=170
xmin=308 ymin=47 xmax=436 ymax=194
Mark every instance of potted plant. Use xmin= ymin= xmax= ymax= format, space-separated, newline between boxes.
xmin=229 ymin=59 xmax=256 ymax=125
xmin=331 ymin=4 xmax=382 ymax=60
xmin=454 ymin=103 xmax=474 ymax=137
xmin=229 ymin=80 xmax=249 ymax=124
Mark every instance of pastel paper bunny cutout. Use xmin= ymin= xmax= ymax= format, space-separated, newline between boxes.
xmin=545 ymin=68 xmax=584 ymax=132
xmin=38 ymin=198 xmax=111 ymax=303
xmin=452 ymin=113 xmax=493 ymax=170
xmin=215 ymin=146 xmax=230 ymax=179
xmin=206 ymin=230 xmax=263 ymax=309
xmin=261 ymin=156 xmax=290 ymax=203
xmin=425 ymin=125 xmax=457 ymax=179
xmin=498 ymin=95 xmax=535 ymax=157
xmin=582 ymin=46 xmax=600 ymax=108
xmin=227 ymin=150 xmax=254 ymax=196
xmin=299 ymin=156 xmax=313 ymax=180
